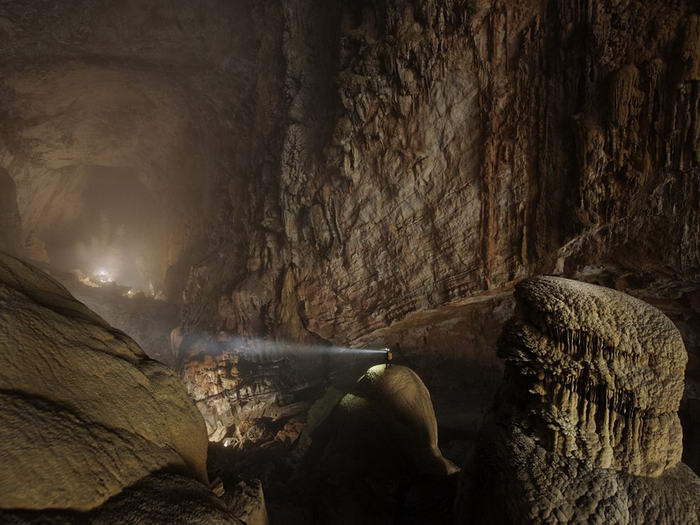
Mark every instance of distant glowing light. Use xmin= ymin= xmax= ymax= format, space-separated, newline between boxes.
xmin=94 ymin=268 xmax=114 ymax=284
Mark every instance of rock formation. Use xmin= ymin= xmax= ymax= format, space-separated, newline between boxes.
xmin=470 ymin=277 xmax=700 ymax=523
xmin=182 ymin=336 xmax=324 ymax=446
xmin=172 ymin=0 xmax=700 ymax=461
xmin=681 ymin=382 xmax=700 ymax=475
xmin=1 ymin=0 xmax=697 ymax=355
xmin=302 ymin=364 xmax=458 ymax=524
xmin=65 ymin=279 xmax=180 ymax=368
xmin=0 ymin=0 xmax=698 ymax=518
xmin=0 ymin=252 xmax=238 ymax=523
xmin=224 ymin=480 xmax=269 ymax=525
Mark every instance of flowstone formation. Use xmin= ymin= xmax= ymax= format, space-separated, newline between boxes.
xmin=470 ymin=276 xmax=700 ymax=524
xmin=0 ymin=252 xmax=238 ymax=523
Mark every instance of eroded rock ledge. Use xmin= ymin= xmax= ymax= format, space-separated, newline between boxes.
xmin=470 ymin=276 xmax=700 ymax=524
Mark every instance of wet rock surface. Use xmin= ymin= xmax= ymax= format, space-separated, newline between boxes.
xmin=469 ymin=277 xmax=700 ymax=523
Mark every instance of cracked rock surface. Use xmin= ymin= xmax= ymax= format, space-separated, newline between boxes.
xmin=469 ymin=276 xmax=700 ymax=524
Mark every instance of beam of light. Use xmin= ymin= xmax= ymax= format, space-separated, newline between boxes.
xmin=180 ymin=333 xmax=388 ymax=360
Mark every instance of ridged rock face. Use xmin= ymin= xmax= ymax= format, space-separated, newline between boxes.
xmin=174 ymin=0 xmax=700 ymax=450
xmin=182 ymin=336 xmax=323 ymax=445
xmin=0 ymin=253 xmax=236 ymax=522
xmin=179 ymin=0 xmax=700 ymax=345
xmin=471 ymin=277 xmax=700 ymax=523
xmin=506 ymin=277 xmax=686 ymax=476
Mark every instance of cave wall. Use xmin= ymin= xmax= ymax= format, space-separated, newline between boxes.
xmin=2 ymin=0 xmax=697 ymax=349
xmin=0 ymin=0 xmax=259 ymax=296
xmin=169 ymin=0 xmax=700 ymax=451
xmin=176 ymin=0 xmax=700 ymax=355
xmin=0 ymin=166 xmax=21 ymax=255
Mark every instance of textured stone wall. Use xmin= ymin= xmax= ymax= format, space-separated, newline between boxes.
xmin=176 ymin=0 xmax=700 ymax=354
xmin=176 ymin=1 xmax=700 ymax=450
xmin=0 ymin=167 xmax=21 ymax=255
xmin=2 ymin=0 xmax=697 ymax=351
xmin=0 ymin=252 xmax=238 ymax=522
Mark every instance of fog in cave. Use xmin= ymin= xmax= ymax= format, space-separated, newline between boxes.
xmin=39 ymin=165 xmax=162 ymax=291
xmin=1 ymin=1 xmax=700 ymax=524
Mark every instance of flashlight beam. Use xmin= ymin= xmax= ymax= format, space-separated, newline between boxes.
xmin=183 ymin=335 xmax=389 ymax=358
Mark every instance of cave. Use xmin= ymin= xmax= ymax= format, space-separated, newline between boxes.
xmin=1 ymin=1 xmax=699 ymax=524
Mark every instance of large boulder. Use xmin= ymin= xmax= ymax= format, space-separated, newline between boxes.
xmin=469 ymin=276 xmax=700 ymax=523
xmin=0 ymin=252 xmax=237 ymax=522
xmin=303 ymin=364 xmax=458 ymax=524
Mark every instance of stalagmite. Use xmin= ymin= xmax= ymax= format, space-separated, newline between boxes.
xmin=469 ymin=276 xmax=700 ymax=524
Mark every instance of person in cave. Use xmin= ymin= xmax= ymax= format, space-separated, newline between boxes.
xmin=300 ymin=363 xmax=459 ymax=524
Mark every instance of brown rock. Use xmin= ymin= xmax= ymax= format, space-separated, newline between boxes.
xmin=226 ymin=480 xmax=269 ymax=525
xmin=303 ymin=365 xmax=458 ymax=524
xmin=0 ymin=252 xmax=238 ymax=522
xmin=470 ymin=277 xmax=700 ymax=523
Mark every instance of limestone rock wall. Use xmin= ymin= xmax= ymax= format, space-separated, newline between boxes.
xmin=0 ymin=167 xmax=21 ymax=255
xmin=178 ymin=0 xmax=700 ymax=451
xmin=182 ymin=336 xmax=324 ymax=444
xmin=182 ymin=0 xmax=700 ymax=351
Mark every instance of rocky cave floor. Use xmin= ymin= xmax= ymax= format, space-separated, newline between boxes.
xmin=50 ymin=267 xmax=485 ymax=522
xmin=205 ymin=402 xmax=470 ymax=523
xmin=39 ymin=270 xmax=700 ymax=523
xmin=3 ymin=252 xmax=700 ymax=523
